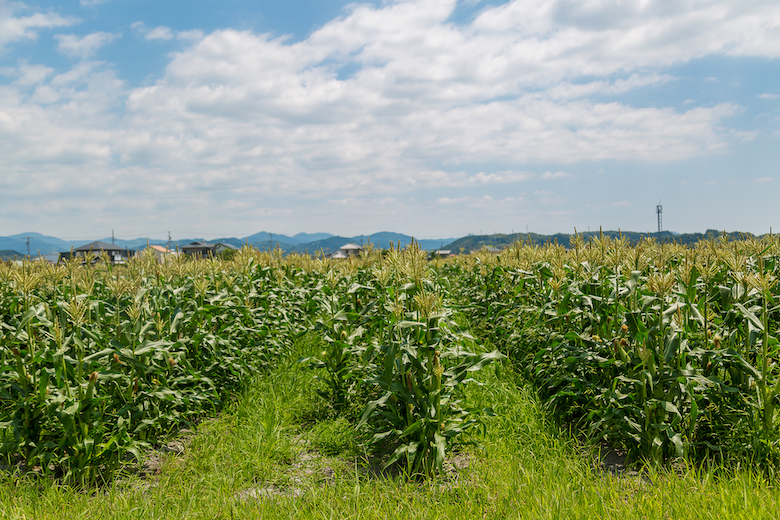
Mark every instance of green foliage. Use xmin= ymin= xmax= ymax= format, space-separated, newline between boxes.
xmin=0 ymin=244 xmax=504 ymax=484
xmin=309 ymin=416 xmax=360 ymax=456
xmin=455 ymin=235 xmax=780 ymax=468
xmin=20 ymin=233 xmax=780 ymax=484
xmin=302 ymin=243 xmax=505 ymax=478
xmin=7 ymin=320 xmax=780 ymax=519
xmin=0 ymin=251 xmax=318 ymax=485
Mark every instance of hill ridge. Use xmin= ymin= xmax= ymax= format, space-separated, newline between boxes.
xmin=443 ymin=229 xmax=758 ymax=253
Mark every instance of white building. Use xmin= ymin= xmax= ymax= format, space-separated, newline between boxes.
xmin=339 ymin=243 xmax=363 ymax=257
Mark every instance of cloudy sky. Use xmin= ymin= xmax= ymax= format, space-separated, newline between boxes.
xmin=1 ymin=0 xmax=779 ymax=240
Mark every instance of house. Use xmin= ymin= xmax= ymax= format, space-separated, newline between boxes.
xmin=144 ymin=245 xmax=179 ymax=262
xmin=434 ymin=250 xmax=452 ymax=258
xmin=181 ymin=241 xmax=238 ymax=257
xmin=214 ymin=242 xmax=238 ymax=254
xmin=339 ymin=243 xmax=363 ymax=257
xmin=147 ymin=244 xmax=170 ymax=255
xmin=43 ymin=252 xmax=60 ymax=264
xmin=61 ymin=241 xmax=133 ymax=264
xmin=181 ymin=241 xmax=215 ymax=256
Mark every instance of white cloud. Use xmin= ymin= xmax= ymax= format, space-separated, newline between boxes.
xmin=759 ymin=93 xmax=780 ymax=99
xmin=328 ymin=196 xmax=397 ymax=208
xmin=4 ymin=0 xmax=780 ymax=235
xmin=177 ymin=29 xmax=204 ymax=40
xmin=547 ymin=74 xmax=675 ymax=100
xmin=436 ymin=196 xmax=468 ymax=205
xmin=146 ymin=26 xmax=173 ymax=40
xmin=55 ymin=32 xmax=119 ymax=59
xmin=0 ymin=3 xmax=77 ymax=52
xmin=1 ymin=61 xmax=55 ymax=86
xmin=116 ymin=23 xmax=738 ymax=195
xmin=108 ymin=0 xmax=757 ymax=197
xmin=465 ymin=170 xmax=535 ymax=185
xmin=753 ymin=176 xmax=772 ymax=183
xmin=435 ymin=195 xmax=523 ymax=209
xmin=534 ymin=190 xmax=563 ymax=205
xmin=730 ymin=129 xmax=759 ymax=143
xmin=0 ymin=59 xmax=123 ymax=183
xmin=131 ymin=21 xmax=204 ymax=41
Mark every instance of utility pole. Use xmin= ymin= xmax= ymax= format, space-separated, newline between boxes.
xmin=269 ymin=233 xmax=273 ymax=251
xmin=656 ymin=203 xmax=663 ymax=237
xmin=112 ymin=230 xmax=115 ymax=244
xmin=167 ymin=231 xmax=171 ymax=252
xmin=26 ymin=236 xmax=30 ymax=258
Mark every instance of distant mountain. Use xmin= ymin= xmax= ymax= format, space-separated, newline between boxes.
xmin=5 ymin=228 xmax=752 ymax=260
xmin=363 ymin=232 xmax=455 ymax=251
xmin=243 ymin=239 xmax=295 ymax=252
xmin=289 ymin=236 xmax=351 ymax=254
xmin=292 ymin=232 xmax=333 ymax=243
xmin=0 ymin=233 xmax=83 ymax=256
xmin=444 ymin=229 xmax=754 ymax=253
xmin=242 ymin=231 xmax=334 ymax=247
xmin=288 ymin=232 xmax=456 ymax=254
xmin=244 ymin=231 xmax=292 ymax=245
xmin=0 ymin=250 xmax=24 ymax=261
xmin=0 ymin=230 xmax=457 ymax=257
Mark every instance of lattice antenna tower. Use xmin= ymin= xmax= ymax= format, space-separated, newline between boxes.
xmin=656 ymin=203 xmax=663 ymax=236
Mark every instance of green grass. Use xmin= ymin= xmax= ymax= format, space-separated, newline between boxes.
xmin=2 ymin=334 xmax=780 ymax=519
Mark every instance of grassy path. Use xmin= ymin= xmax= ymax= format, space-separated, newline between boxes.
xmin=2 ymin=335 xmax=780 ymax=519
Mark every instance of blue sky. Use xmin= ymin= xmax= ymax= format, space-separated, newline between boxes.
xmin=1 ymin=0 xmax=779 ymax=241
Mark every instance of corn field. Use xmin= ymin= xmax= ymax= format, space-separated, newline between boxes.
xmin=454 ymin=234 xmax=780 ymax=467
xmin=0 ymin=245 xmax=501 ymax=484
xmin=0 ymin=249 xmax=317 ymax=485
xmin=3 ymin=235 xmax=780 ymax=486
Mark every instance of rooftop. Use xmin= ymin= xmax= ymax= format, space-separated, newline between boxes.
xmin=74 ymin=241 xmax=126 ymax=252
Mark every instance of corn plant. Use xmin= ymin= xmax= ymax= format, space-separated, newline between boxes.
xmin=358 ymin=309 xmax=504 ymax=478
xmin=455 ymin=235 xmax=780 ymax=468
xmin=0 ymin=250 xmax=318 ymax=485
xmin=300 ymin=243 xmax=505 ymax=478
